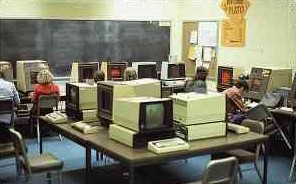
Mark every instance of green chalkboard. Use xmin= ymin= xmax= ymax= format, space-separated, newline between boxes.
xmin=0 ymin=19 xmax=170 ymax=77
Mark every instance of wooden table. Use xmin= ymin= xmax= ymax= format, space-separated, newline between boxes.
xmin=40 ymin=117 xmax=268 ymax=184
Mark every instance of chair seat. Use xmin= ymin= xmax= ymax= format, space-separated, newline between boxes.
xmin=0 ymin=142 xmax=15 ymax=158
xmin=25 ymin=153 xmax=63 ymax=173
xmin=226 ymin=149 xmax=256 ymax=163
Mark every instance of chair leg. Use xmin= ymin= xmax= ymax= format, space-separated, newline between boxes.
xmin=58 ymin=134 xmax=63 ymax=141
xmin=57 ymin=170 xmax=62 ymax=184
xmin=254 ymin=162 xmax=263 ymax=183
xmin=290 ymin=155 xmax=296 ymax=181
xmin=36 ymin=120 xmax=40 ymax=143
xmin=238 ymin=166 xmax=243 ymax=179
xmin=46 ymin=172 xmax=52 ymax=184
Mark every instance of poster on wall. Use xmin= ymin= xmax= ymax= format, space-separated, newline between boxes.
xmin=221 ymin=18 xmax=246 ymax=47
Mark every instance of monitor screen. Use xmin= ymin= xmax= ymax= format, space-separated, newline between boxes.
xmin=100 ymin=90 xmax=112 ymax=112
xmin=30 ymin=71 xmax=39 ymax=84
xmin=138 ymin=64 xmax=157 ymax=79
xmin=145 ymin=103 xmax=164 ymax=130
xmin=78 ymin=63 xmax=98 ymax=82
xmin=97 ymin=82 xmax=113 ymax=126
xmin=168 ymin=63 xmax=185 ymax=78
xmin=66 ymin=83 xmax=78 ymax=110
xmin=217 ymin=66 xmax=233 ymax=92
xmin=107 ymin=63 xmax=127 ymax=81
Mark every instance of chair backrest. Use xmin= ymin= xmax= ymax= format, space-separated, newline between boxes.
xmin=241 ymin=119 xmax=265 ymax=134
xmin=241 ymin=119 xmax=265 ymax=157
xmin=9 ymin=128 xmax=31 ymax=174
xmin=202 ymin=156 xmax=238 ymax=184
xmin=37 ymin=95 xmax=59 ymax=115
xmin=0 ymin=97 xmax=17 ymax=126
xmin=245 ymin=104 xmax=270 ymax=121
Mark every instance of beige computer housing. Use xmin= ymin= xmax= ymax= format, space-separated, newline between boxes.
xmin=17 ymin=60 xmax=48 ymax=93
xmin=170 ymin=92 xmax=226 ymax=125
xmin=98 ymin=78 xmax=161 ymax=100
xmin=97 ymin=78 xmax=161 ymax=124
xmin=68 ymin=83 xmax=98 ymax=109
xmin=0 ymin=61 xmax=13 ymax=81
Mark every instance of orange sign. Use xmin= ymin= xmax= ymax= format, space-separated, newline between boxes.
xmin=220 ymin=0 xmax=250 ymax=19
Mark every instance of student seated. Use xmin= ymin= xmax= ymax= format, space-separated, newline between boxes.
xmin=0 ymin=69 xmax=20 ymax=143
xmin=222 ymin=80 xmax=249 ymax=124
xmin=29 ymin=69 xmax=60 ymax=119
xmin=93 ymin=70 xmax=105 ymax=83
xmin=184 ymin=66 xmax=208 ymax=94
xmin=124 ymin=67 xmax=138 ymax=81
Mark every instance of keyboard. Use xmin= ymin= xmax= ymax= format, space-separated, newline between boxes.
xmin=71 ymin=121 xmax=102 ymax=134
xmin=148 ymin=137 xmax=190 ymax=154
xmin=227 ymin=123 xmax=250 ymax=134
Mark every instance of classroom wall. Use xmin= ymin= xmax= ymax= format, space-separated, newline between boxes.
xmin=1 ymin=0 xmax=295 ymax=75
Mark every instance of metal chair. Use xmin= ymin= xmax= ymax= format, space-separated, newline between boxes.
xmin=36 ymin=95 xmax=60 ymax=143
xmin=0 ymin=98 xmax=20 ymax=180
xmin=186 ymin=157 xmax=238 ymax=184
xmin=9 ymin=128 xmax=63 ymax=183
xmin=245 ymin=103 xmax=292 ymax=149
xmin=225 ymin=119 xmax=265 ymax=182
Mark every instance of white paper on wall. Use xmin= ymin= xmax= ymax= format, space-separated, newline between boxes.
xmin=198 ymin=22 xmax=218 ymax=47
xmin=189 ymin=30 xmax=198 ymax=44
xmin=203 ymin=47 xmax=212 ymax=62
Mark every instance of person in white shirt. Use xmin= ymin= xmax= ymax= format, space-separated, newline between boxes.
xmin=0 ymin=69 xmax=20 ymax=143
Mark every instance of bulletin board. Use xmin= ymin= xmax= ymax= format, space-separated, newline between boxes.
xmin=182 ymin=21 xmax=219 ymax=78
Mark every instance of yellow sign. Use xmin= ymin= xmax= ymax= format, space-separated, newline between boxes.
xmin=221 ymin=19 xmax=246 ymax=47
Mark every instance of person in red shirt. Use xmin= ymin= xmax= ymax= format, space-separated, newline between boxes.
xmin=30 ymin=69 xmax=60 ymax=118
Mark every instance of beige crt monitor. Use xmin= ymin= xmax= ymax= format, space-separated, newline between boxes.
xmin=97 ymin=78 xmax=161 ymax=125
xmin=17 ymin=60 xmax=48 ymax=93
xmin=170 ymin=92 xmax=226 ymax=125
xmin=113 ymin=97 xmax=170 ymax=132
xmin=100 ymin=61 xmax=128 ymax=81
xmin=0 ymin=61 xmax=13 ymax=81
xmin=70 ymin=62 xmax=100 ymax=83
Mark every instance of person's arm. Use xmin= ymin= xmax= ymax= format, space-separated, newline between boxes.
xmin=230 ymin=93 xmax=248 ymax=112
xmin=11 ymin=83 xmax=20 ymax=106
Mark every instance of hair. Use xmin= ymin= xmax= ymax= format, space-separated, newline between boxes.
xmin=93 ymin=70 xmax=105 ymax=82
xmin=36 ymin=69 xmax=54 ymax=84
xmin=195 ymin=66 xmax=209 ymax=81
xmin=124 ymin=67 xmax=138 ymax=81
xmin=234 ymin=80 xmax=249 ymax=92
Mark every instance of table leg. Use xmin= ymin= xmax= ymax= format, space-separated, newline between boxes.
xmin=263 ymin=146 xmax=268 ymax=184
xmin=129 ymin=166 xmax=135 ymax=184
xmin=85 ymin=148 xmax=91 ymax=184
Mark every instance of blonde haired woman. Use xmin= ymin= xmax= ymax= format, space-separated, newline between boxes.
xmin=30 ymin=69 xmax=60 ymax=118
xmin=124 ymin=67 xmax=137 ymax=81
